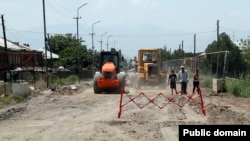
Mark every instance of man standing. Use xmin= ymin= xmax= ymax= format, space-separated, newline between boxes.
xmin=168 ymin=70 xmax=177 ymax=95
xmin=177 ymin=66 xmax=189 ymax=94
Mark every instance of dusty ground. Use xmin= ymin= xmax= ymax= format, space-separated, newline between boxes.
xmin=0 ymin=76 xmax=249 ymax=141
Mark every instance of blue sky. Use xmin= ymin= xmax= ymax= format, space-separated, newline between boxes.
xmin=1 ymin=0 xmax=250 ymax=59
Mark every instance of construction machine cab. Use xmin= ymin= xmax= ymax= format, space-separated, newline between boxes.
xmin=93 ymin=48 xmax=125 ymax=94
xmin=142 ymin=51 xmax=158 ymax=63
xmin=134 ymin=48 xmax=167 ymax=89
xmin=99 ymin=48 xmax=123 ymax=73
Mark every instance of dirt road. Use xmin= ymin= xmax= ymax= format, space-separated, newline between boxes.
xmin=0 ymin=79 xmax=249 ymax=141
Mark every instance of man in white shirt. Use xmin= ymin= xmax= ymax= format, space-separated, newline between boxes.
xmin=177 ymin=65 xmax=189 ymax=94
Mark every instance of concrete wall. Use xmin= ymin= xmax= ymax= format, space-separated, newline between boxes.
xmin=12 ymin=82 xmax=31 ymax=96
xmin=212 ymin=79 xmax=224 ymax=93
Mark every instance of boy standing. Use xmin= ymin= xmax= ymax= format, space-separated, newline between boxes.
xmin=168 ymin=70 xmax=177 ymax=95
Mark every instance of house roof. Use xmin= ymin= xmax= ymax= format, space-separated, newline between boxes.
xmin=0 ymin=37 xmax=32 ymax=51
xmin=0 ymin=37 xmax=58 ymax=59
xmin=38 ymin=48 xmax=59 ymax=59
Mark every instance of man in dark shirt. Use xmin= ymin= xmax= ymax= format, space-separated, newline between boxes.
xmin=168 ymin=70 xmax=177 ymax=95
xmin=193 ymin=69 xmax=200 ymax=94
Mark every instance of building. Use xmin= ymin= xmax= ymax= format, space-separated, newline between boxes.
xmin=0 ymin=37 xmax=43 ymax=80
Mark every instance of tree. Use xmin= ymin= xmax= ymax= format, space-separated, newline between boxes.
xmin=159 ymin=45 xmax=171 ymax=61
xmin=203 ymin=32 xmax=247 ymax=77
xmin=48 ymin=33 xmax=83 ymax=54
xmin=240 ymin=37 xmax=250 ymax=65
xmin=48 ymin=33 xmax=91 ymax=70
xmin=171 ymin=48 xmax=184 ymax=59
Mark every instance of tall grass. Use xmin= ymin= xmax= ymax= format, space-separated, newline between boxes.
xmin=52 ymin=75 xmax=79 ymax=88
xmin=34 ymin=74 xmax=79 ymax=89
xmin=0 ymin=95 xmax=13 ymax=109
xmin=200 ymin=75 xmax=213 ymax=88
xmin=225 ymin=75 xmax=250 ymax=98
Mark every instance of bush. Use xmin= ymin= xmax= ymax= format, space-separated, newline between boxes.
xmin=52 ymin=75 xmax=79 ymax=88
xmin=0 ymin=96 xmax=13 ymax=109
xmin=225 ymin=77 xmax=250 ymax=98
xmin=13 ymin=95 xmax=25 ymax=102
xmin=200 ymin=75 xmax=212 ymax=88
xmin=65 ymin=75 xmax=78 ymax=84
xmin=25 ymin=72 xmax=42 ymax=84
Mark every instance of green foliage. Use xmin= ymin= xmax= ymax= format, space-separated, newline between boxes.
xmin=0 ymin=83 xmax=12 ymax=96
xmin=0 ymin=96 xmax=13 ymax=109
xmin=48 ymin=33 xmax=82 ymax=54
xmin=172 ymin=47 xmax=184 ymax=59
xmin=13 ymin=95 xmax=25 ymax=102
xmin=160 ymin=46 xmax=172 ymax=60
xmin=48 ymin=33 xmax=92 ymax=70
xmin=159 ymin=45 xmax=194 ymax=61
xmin=53 ymin=75 xmax=79 ymax=87
xmin=25 ymin=72 xmax=42 ymax=84
xmin=240 ymin=38 xmax=250 ymax=69
xmin=65 ymin=75 xmax=78 ymax=84
xmin=204 ymin=32 xmax=247 ymax=77
xmin=0 ymin=91 xmax=40 ymax=109
xmin=225 ymin=75 xmax=250 ymax=98
xmin=199 ymin=74 xmax=212 ymax=88
xmin=1 ymin=96 xmax=13 ymax=105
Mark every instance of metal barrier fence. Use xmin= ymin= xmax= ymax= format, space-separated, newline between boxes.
xmin=0 ymin=69 xmax=93 ymax=95
xmin=118 ymin=86 xmax=205 ymax=118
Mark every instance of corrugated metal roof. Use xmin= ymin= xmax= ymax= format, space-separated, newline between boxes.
xmin=0 ymin=37 xmax=32 ymax=51
xmin=38 ymin=48 xmax=59 ymax=59
xmin=0 ymin=37 xmax=58 ymax=59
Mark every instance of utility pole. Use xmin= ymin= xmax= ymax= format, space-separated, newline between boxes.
xmin=73 ymin=3 xmax=87 ymax=83
xmin=181 ymin=40 xmax=184 ymax=58
xmin=74 ymin=3 xmax=87 ymax=41
xmin=194 ymin=34 xmax=196 ymax=70
xmin=106 ymin=35 xmax=113 ymax=51
xmin=217 ymin=19 xmax=220 ymax=41
xmin=112 ymin=40 xmax=119 ymax=49
xmin=99 ymin=32 xmax=107 ymax=51
xmin=170 ymin=48 xmax=171 ymax=58
xmin=194 ymin=34 xmax=196 ymax=57
xmin=47 ymin=34 xmax=53 ymax=68
xmin=47 ymin=34 xmax=53 ymax=85
xmin=42 ymin=0 xmax=49 ymax=88
xmin=91 ymin=21 xmax=101 ymax=78
xmin=1 ymin=14 xmax=10 ymax=82
xmin=178 ymin=44 xmax=181 ymax=58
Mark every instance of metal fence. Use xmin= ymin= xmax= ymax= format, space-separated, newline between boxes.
xmin=165 ymin=52 xmax=228 ymax=80
xmin=0 ymin=69 xmax=93 ymax=95
xmin=165 ymin=57 xmax=197 ymax=74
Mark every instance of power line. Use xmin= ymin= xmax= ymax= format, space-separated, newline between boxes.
xmin=47 ymin=0 xmax=73 ymax=18
xmin=113 ymin=31 xmax=217 ymax=39
xmin=5 ymin=29 xmax=43 ymax=34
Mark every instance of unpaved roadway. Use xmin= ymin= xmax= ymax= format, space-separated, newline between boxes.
xmin=0 ymin=79 xmax=249 ymax=141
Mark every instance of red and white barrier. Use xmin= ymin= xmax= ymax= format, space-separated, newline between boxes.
xmin=118 ymin=86 xmax=206 ymax=118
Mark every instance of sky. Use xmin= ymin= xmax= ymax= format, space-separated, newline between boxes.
xmin=1 ymin=0 xmax=250 ymax=59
